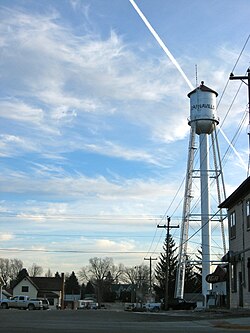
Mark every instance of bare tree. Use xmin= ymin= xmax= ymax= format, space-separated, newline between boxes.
xmin=121 ymin=266 xmax=138 ymax=284
xmin=28 ymin=263 xmax=43 ymax=277
xmin=78 ymin=257 xmax=123 ymax=283
xmin=9 ymin=258 xmax=23 ymax=281
xmin=121 ymin=264 xmax=150 ymax=303
xmin=78 ymin=257 xmax=123 ymax=306
xmin=0 ymin=258 xmax=10 ymax=283
xmin=121 ymin=264 xmax=150 ymax=285
xmin=0 ymin=258 xmax=23 ymax=286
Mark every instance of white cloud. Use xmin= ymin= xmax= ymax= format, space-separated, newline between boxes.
xmin=82 ymin=141 xmax=167 ymax=166
xmin=95 ymin=239 xmax=135 ymax=252
xmin=0 ymin=7 xmax=191 ymax=146
xmin=0 ymin=233 xmax=14 ymax=241
xmin=0 ymin=169 xmax=173 ymax=201
xmin=0 ymin=100 xmax=44 ymax=124
xmin=0 ymin=134 xmax=38 ymax=157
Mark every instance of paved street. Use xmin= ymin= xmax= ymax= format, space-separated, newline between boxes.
xmin=1 ymin=308 xmax=250 ymax=333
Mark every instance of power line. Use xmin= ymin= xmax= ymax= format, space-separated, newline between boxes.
xmin=0 ymin=248 xmax=158 ymax=254
xmin=0 ymin=214 xmax=160 ymax=220
xmin=3 ymin=233 xmax=157 ymax=238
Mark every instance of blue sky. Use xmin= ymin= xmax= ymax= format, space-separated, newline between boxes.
xmin=0 ymin=0 xmax=249 ymax=275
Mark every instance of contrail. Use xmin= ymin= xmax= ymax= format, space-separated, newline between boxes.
xmin=129 ymin=0 xmax=247 ymax=171
xmin=218 ymin=125 xmax=248 ymax=172
xmin=129 ymin=0 xmax=194 ymax=90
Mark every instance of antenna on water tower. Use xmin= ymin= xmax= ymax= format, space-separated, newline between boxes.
xmin=175 ymin=81 xmax=227 ymax=307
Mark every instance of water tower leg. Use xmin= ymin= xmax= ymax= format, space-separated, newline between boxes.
xmin=199 ymin=133 xmax=211 ymax=306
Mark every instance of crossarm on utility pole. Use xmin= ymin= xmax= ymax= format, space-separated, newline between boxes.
xmin=229 ymin=69 xmax=250 ymax=176
xmin=157 ymin=217 xmax=179 ymax=310
xmin=144 ymin=257 xmax=157 ymax=294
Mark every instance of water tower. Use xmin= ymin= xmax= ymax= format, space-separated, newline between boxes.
xmin=175 ymin=82 xmax=226 ymax=305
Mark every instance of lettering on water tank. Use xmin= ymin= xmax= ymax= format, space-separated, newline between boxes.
xmin=191 ymin=104 xmax=215 ymax=111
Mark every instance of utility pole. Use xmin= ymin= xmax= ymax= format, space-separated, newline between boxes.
xmin=157 ymin=216 xmax=179 ymax=310
xmin=229 ymin=68 xmax=250 ymax=176
xmin=144 ymin=256 xmax=157 ymax=294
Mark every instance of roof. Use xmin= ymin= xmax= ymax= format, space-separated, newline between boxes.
xmin=111 ymin=284 xmax=133 ymax=292
xmin=2 ymin=289 xmax=12 ymax=297
xmin=219 ymin=176 xmax=250 ymax=209
xmin=64 ymin=294 xmax=81 ymax=301
xmin=37 ymin=291 xmax=60 ymax=298
xmin=11 ymin=275 xmax=37 ymax=290
xmin=12 ymin=275 xmax=63 ymax=292
xmin=187 ymin=81 xmax=218 ymax=98
xmin=31 ymin=277 xmax=63 ymax=291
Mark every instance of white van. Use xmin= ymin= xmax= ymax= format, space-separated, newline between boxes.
xmin=77 ymin=299 xmax=97 ymax=310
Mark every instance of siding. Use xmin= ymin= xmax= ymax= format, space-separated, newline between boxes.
xmin=228 ymin=195 xmax=250 ymax=308
xmin=13 ymin=278 xmax=38 ymax=298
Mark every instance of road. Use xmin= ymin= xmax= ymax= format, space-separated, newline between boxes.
xmin=1 ymin=308 xmax=250 ymax=333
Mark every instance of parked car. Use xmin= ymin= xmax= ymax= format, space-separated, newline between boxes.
xmin=41 ymin=299 xmax=50 ymax=310
xmin=30 ymin=298 xmax=50 ymax=310
xmin=77 ymin=299 xmax=97 ymax=310
xmin=167 ymin=298 xmax=197 ymax=310
xmin=0 ymin=295 xmax=43 ymax=310
xmin=124 ymin=303 xmax=136 ymax=311
xmin=124 ymin=303 xmax=146 ymax=312
xmin=143 ymin=303 xmax=161 ymax=312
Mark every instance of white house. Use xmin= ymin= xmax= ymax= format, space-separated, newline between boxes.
xmin=12 ymin=274 xmax=65 ymax=309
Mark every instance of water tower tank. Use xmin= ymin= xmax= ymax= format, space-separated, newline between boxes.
xmin=188 ymin=81 xmax=219 ymax=135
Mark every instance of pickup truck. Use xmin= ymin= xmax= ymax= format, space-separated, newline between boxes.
xmin=0 ymin=295 xmax=43 ymax=310
xmin=167 ymin=298 xmax=197 ymax=310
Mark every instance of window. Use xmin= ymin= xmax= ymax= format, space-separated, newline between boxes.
xmin=247 ymin=199 xmax=250 ymax=230
xmin=21 ymin=286 xmax=29 ymax=292
xmin=230 ymin=211 xmax=236 ymax=239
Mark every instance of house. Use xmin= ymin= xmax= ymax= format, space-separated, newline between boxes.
xmin=1 ymin=289 xmax=12 ymax=299
xmin=64 ymin=293 xmax=81 ymax=309
xmin=219 ymin=176 xmax=250 ymax=308
xmin=111 ymin=284 xmax=134 ymax=301
xmin=12 ymin=273 xmax=65 ymax=309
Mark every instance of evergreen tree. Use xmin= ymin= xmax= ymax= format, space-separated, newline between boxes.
xmin=193 ymin=248 xmax=202 ymax=293
xmin=85 ymin=281 xmax=95 ymax=295
xmin=80 ymin=283 xmax=86 ymax=299
xmin=45 ymin=268 xmax=53 ymax=277
xmin=184 ymin=255 xmax=202 ymax=293
xmin=64 ymin=271 xmax=80 ymax=295
xmin=17 ymin=268 xmax=29 ymax=279
xmin=103 ymin=271 xmax=113 ymax=301
xmin=154 ymin=234 xmax=178 ymax=300
xmin=10 ymin=268 xmax=29 ymax=288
